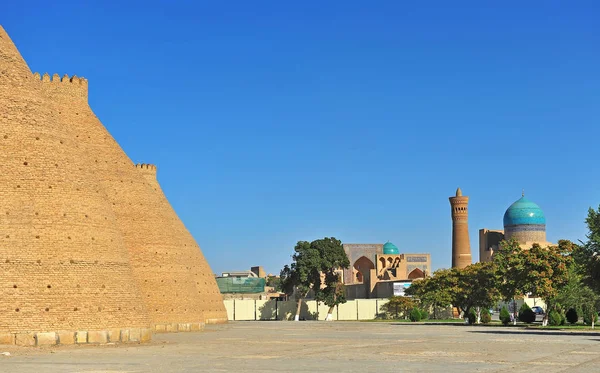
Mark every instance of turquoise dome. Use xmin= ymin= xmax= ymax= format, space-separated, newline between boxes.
xmin=503 ymin=196 xmax=546 ymax=227
xmin=383 ymin=242 xmax=399 ymax=255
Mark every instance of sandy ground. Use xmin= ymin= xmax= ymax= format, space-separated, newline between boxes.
xmin=0 ymin=321 xmax=599 ymax=372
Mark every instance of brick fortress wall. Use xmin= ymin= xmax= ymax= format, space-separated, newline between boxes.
xmin=0 ymin=26 xmax=152 ymax=345
xmin=0 ymin=25 xmax=227 ymax=345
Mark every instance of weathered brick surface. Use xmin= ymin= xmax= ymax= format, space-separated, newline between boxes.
xmin=75 ymin=331 xmax=88 ymax=344
xmin=0 ymin=25 xmax=151 ymax=336
xmin=87 ymin=330 xmax=108 ymax=344
xmin=35 ymin=332 xmax=57 ymax=346
xmin=57 ymin=331 xmax=75 ymax=345
xmin=15 ymin=333 xmax=35 ymax=347
xmin=0 ymin=333 xmax=14 ymax=345
xmin=0 ymin=24 xmax=226 ymax=339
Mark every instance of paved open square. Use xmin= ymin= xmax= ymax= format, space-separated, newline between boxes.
xmin=1 ymin=322 xmax=599 ymax=372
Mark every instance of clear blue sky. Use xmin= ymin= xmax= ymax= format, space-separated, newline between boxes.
xmin=4 ymin=1 xmax=599 ymax=275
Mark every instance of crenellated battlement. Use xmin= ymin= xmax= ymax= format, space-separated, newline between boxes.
xmin=33 ymin=72 xmax=88 ymax=101
xmin=135 ymin=163 xmax=158 ymax=179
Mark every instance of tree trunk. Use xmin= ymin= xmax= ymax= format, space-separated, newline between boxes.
xmin=294 ymin=295 xmax=303 ymax=321
xmin=476 ymin=307 xmax=481 ymax=324
xmin=325 ymin=305 xmax=335 ymax=321
xmin=512 ymin=298 xmax=517 ymax=325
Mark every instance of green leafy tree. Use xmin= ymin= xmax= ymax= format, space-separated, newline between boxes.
xmin=521 ymin=241 xmax=573 ymax=326
xmin=380 ymin=296 xmax=416 ymax=319
xmin=405 ymin=269 xmax=455 ymax=319
xmin=409 ymin=308 xmax=423 ymax=322
xmin=310 ymin=237 xmax=350 ymax=321
xmin=494 ymin=239 xmax=527 ymax=324
xmin=554 ymin=266 xmax=599 ymax=328
xmin=451 ymin=262 xmax=500 ymax=324
xmin=280 ymin=240 xmax=321 ymax=321
xmin=574 ymin=206 xmax=600 ymax=293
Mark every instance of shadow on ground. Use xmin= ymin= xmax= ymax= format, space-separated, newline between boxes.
xmin=468 ymin=329 xmax=600 ymax=337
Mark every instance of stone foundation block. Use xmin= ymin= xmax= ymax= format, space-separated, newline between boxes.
xmin=190 ymin=323 xmax=200 ymax=331
xmin=166 ymin=323 xmax=176 ymax=332
xmin=15 ymin=333 xmax=36 ymax=347
xmin=178 ymin=323 xmax=191 ymax=332
xmin=140 ymin=328 xmax=152 ymax=342
xmin=57 ymin=331 xmax=75 ymax=345
xmin=35 ymin=332 xmax=57 ymax=346
xmin=75 ymin=331 xmax=88 ymax=344
xmin=129 ymin=328 xmax=141 ymax=342
xmin=154 ymin=324 xmax=166 ymax=333
xmin=0 ymin=333 xmax=15 ymax=345
xmin=120 ymin=329 xmax=130 ymax=343
xmin=87 ymin=331 xmax=108 ymax=344
xmin=108 ymin=328 xmax=121 ymax=343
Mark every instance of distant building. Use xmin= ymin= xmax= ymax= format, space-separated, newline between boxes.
xmin=341 ymin=242 xmax=430 ymax=299
xmin=479 ymin=193 xmax=554 ymax=262
xmin=217 ymin=266 xmax=284 ymax=300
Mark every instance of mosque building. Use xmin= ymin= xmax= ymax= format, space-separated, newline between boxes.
xmin=479 ymin=192 xmax=554 ymax=262
xmin=341 ymin=242 xmax=430 ymax=299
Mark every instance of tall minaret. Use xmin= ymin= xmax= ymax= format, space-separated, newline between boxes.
xmin=449 ymin=187 xmax=472 ymax=268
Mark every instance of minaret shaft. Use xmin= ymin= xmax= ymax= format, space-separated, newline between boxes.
xmin=449 ymin=188 xmax=472 ymax=268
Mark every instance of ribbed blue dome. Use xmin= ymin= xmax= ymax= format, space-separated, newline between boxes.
xmin=383 ymin=242 xmax=399 ymax=255
xmin=503 ymin=196 xmax=546 ymax=227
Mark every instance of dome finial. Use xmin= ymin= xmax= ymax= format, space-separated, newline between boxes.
xmin=522 ymin=189 xmax=525 ymax=197
xmin=456 ymin=187 xmax=462 ymax=197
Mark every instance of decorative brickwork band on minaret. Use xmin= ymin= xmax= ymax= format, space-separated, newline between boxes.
xmin=449 ymin=188 xmax=472 ymax=268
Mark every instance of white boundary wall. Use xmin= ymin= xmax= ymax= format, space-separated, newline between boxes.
xmin=224 ymin=299 xmax=390 ymax=321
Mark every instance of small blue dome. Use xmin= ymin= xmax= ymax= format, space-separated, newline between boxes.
xmin=503 ymin=196 xmax=546 ymax=227
xmin=383 ymin=242 xmax=399 ymax=255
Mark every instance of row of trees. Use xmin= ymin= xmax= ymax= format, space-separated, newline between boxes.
xmin=279 ymin=237 xmax=349 ymax=321
xmin=407 ymin=205 xmax=600 ymax=326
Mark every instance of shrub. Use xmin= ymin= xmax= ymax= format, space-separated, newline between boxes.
xmin=518 ymin=303 xmax=536 ymax=324
xmin=409 ymin=308 xmax=423 ymax=322
xmin=480 ymin=310 xmax=492 ymax=324
xmin=466 ymin=309 xmax=477 ymax=325
xmin=419 ymin=309 xmax=429 ymax=320
xmin=565 ymin=308 xmax=578 ymax=325
xmin=500 ymin=306 xmax=511 ymax=325
xmin=583 ymin=310 xmax=598 ymax=325
xmin=548 ymin=310 xmax=563 ymax=326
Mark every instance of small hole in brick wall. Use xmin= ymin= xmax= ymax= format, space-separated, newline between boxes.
xmin=35 ymin=235 xmax=40 ymax=239
xmin=15 ymin=308 xmax=19 ymax=312
xmin=5 ymin=259 xmax=10 ymax=263
xmin=74 ymin=307 xmax=78 ymax=311
xmin=98 ymin=307 xmax=102 ymax=311
xmin=35 ymin=212 xmax=38 ymax=216
xmin=76 ymin=284 xmax=80 ymax=288
xmin=155 ymin=309 xmax=158 ymax=312
xmin=23 ymin=162 xmax=28 ymax=166
xmin=91 ymin=237 xmax=95 ymax=241
xmin=13 ymin=285 xmax=17 ymax=288
xmin=45 ymin=308 xmax=49 ymax=312
xmin=6 ymin=235 xmax=9 ymax=238
xmin=118 ymin=307 xmax=121 ymax=311
xmin=147 ymin=295 xmax=150 ymax=297
xmin=3 ymin=135 xmax=7 ymax=139
xmin=85 ymin=214 xmax=88 ymax=218
xmin=35 ymin=137 xmax=39 ymax=140
xmin=47 ymin=285 xmax=51 ymax=288
xmin=70 ymin=259 xmax=75 ymax=263
xmin=60 ymin=140 xmax=63 ymax=144
xmin=68 ymin=236 xmax=71 ymax=239
xmin=5 ymin=212 xmax=8 ymax=215
xmin=94 ymin=260 xmax=98 ymax=264
xmin=16 ymin=185 xmax=20 ymax=188
xmin=55 ymin=164 xmax=58 ymax=167
xmin=49 ymin=186 xmax=52 ymax=189
xmin=101 ymin=284 xmax=105 ymax=288
xmin=36 ymin=259 xmax=41 ymax=264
